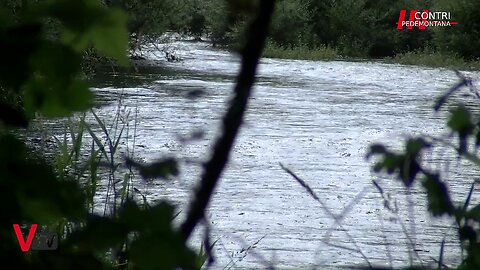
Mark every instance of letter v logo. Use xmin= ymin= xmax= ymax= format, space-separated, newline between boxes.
xmin=13 ymin=224 xmax=37 ymax=252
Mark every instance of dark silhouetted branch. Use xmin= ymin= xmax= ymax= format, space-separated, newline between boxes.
xmin=180 ymin=1 xmax=276 ymax=241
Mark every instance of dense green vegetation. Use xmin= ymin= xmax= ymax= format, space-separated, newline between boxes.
xmin=267 ymin=0 xmax=477 ymax=62
xmin=92 ymin=0 xmax=478 ymax=67
xmin=6 ymin=0 xmax=476 ymax=66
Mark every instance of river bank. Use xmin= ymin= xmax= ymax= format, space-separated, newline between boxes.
xmin=262 ymin=42 xmax=480 ymax=71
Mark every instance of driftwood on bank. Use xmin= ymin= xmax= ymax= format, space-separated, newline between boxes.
xmin=180 ymin=0 xmax=276 ymax=241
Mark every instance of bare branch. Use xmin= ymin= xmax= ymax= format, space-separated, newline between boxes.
xmin=180 ymin=1 xmax=276 ymax=241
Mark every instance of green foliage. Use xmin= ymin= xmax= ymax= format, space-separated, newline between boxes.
xmin=368 ymin=138 xmax=430 ymax=187
xmin=106 ymin=0 xmax=180 ymax=47
xmin=0 ymin=133 xmax=87 ymax=223
xmin=368 ymin=74 xmax=480 ymax=268
xmin=0 ymin=0 xmax=129 ymax=122
xmin=196 ymin=0 xmax=253 ymax=47
xmin=0 ymin=1 xmax=204 ymax=269
xmin=198 ymin=0 xmax=477 ymax=62
xmin=422 ymin=173 xmax=454 ymax=216
xmin=42 ymin=0 xmax=129 ymax=63
xmin=269 ymin=0 xmax=312 ymax=48
xmin=126 ymin=157 xmax=179 ymax=181
xmin=448 ymin=105 xmax=475 ymax=153
xmin=203 ymin=0 xmax=232 ymax=45
xmin=433 ymin=0 xmax=480 ymax=61
xmin=392 ymin=48 xmax=480 ymax=70
xmin=263 ymin=40 xmax=339 ymax=60
xmin=223 ymin=0 xmax=480 ymax=62
xmin=49 ymin=0 xmax=477 ymax=63
xmin=64 ymin=201 xmax=197 ymax=270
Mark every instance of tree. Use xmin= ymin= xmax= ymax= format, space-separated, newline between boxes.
xmin=269 ymin=0 xmax=312 ymax=48
xmin=433 ymin=0 xmax=480 ymax=60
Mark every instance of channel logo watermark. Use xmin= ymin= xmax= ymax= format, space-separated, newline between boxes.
xmin=13 ymin=224 xmax=58 ymax=252
xmin=396 ymin=10 xmax=458 ymax=30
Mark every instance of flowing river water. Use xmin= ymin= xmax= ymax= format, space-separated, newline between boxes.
xmin=30 ymin=40 xmax=480 ymax=269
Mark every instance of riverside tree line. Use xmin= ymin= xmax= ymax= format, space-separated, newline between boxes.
xmin=111 ymin=0 xmax=478 ymax=60
xmin=3 ymin=0 xmax=479 ymax=60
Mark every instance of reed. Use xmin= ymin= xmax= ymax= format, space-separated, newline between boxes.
xmin=263 ymin=41 xmax=340 ymax=61
xmin=391 ymin=49 xmax=480 ymax=70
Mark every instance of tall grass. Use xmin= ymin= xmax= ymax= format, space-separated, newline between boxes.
xmin=263 ymin=41 xmax=340 ymax=61
xmin=52 ymin=113 xmax=103 ymax=213
xmin=391 ymin=49 xmax=480 ymax=70
xmin=50 ymin=92 xmax=139 ymax=216
xmin=48 ymin=94 xmax=215 ymax=269
xmin=263 ymin=42 xmax=480 ymax=71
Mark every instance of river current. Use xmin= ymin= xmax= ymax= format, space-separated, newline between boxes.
xmin=31 ymin=40 xmax=480 ymax=269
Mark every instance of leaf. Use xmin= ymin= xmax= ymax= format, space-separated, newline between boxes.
xmin=476 ymin=125 xmax=480 ymax=148
xmin=0 ymin=134 xmax=86 ymax=222
xmin=373 ymin=163 xmax=383 ymax=173
xmin=85 ymin=123 xmax=109 ymax=161
xmin=368 ymin=138 xmax=429 ymax=187
xmin=382 ymin=154 xmax=401 ymax=173
xmin=405 ymin=137 xmax=430 ymax=156
xmin=466 ymin=204 xmax=480 ymax=221
xmin=399 ymin=156 xmax=421 ymax=187
xmin=23 ymin=78 xmax=92 ymax=117
xmin=126 ymin=158 xmax=179 ymax=180
xmin=422 ymin=173 xmax=454 ymax=216
xmin=448 ymin=105 xmax=474 ymax=133
xmin=459 ymin=225 xmax=476 ymax=243
xmin=32 ymin=41 xmax=81 ymax=82
xmin=89 ymin=9 xmax=129 ymax=64
xmin=366 ymin=144 xmax=386 ymax=159
xmin=0 ymin=102 xmax=28 ymax=127
xmin=397 ymin=138 xmax=430 ymax=187
xmin=61 ymin=80 xmax=93 ymax=112
xmin=129 ymin=234 xmax=197 ymax=270
xmin=45 ymin=0 xmax=129 ymax=64
xmin=119 ymin=201 xmax=175 ymax=231
xmin=117 ymin=201 xmax=197 ymax=269
xmin=0 ymin=8 xmax=13 ymax=31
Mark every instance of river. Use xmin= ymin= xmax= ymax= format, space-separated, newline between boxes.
xmin=32 ymin=40 xmax=480 ymax=269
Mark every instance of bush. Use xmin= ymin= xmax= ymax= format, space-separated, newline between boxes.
xmin=393 ymin=48 xmax=480 ymax=70
xmin=263 ymin=40 xmax=339 ymax=60
xmin=433 ymin=0 xmax=480 ymax=60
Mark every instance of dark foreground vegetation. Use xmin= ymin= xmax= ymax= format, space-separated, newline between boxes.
xmin=1 ymin=0 xmax=480 ymax=269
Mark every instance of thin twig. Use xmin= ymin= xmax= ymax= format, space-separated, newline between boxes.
xmin=224 ymin=234 xmax=274 ymax=270
xmin=279 ymin=163 xmax=372 ymax=268
xmin=434 ymin=70 xmax=473 ymax=111
xmin=372 ymin=180 xmax=425 ymax=268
